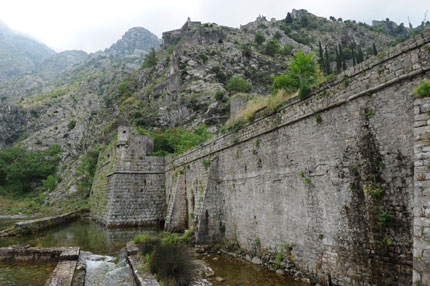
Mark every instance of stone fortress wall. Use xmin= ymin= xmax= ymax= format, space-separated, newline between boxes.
xmin=90 ymin=30 xmax=430 ymax=285
xmin=90 ymin=126 xmax=166 ymax=227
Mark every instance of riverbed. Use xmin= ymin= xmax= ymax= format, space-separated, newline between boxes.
xmin=0 ymin=217 xmax=310 ymax=285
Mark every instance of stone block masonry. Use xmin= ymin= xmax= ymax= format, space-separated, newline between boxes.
xmin=90 ymin=30 xmax=430 ymax=285
xmin=413 ymin=97 xmax=430 ymax=284
xmin=163 ymin=30 xmax=430 ymax=285
xmin=90 ymin=127 xmax=166 ymax=227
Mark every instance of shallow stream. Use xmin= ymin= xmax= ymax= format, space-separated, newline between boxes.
xmin=0 ymin=217 xmax=309 ymax=285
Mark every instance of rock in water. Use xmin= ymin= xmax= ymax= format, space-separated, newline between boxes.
xmin=85 ymin=260 xmax=116 ymax=286
xmin=104 ymin=265 xmax=136 ymax=286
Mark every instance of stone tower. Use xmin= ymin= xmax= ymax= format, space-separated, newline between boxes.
xmin=90 ymin=126 xmax=165 ymax=227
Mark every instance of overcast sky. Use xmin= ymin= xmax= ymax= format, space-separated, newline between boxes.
xmin=0 ymin=0 xmax=429 ymax=53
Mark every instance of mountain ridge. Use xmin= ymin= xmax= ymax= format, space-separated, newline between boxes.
xmin=0 ymin=9 xmax=428 ymax=211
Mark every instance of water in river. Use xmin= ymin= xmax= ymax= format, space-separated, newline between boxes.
xmin=0 ymin=217 xmax=309 ymax=285
xmin=201 ymin=254 xmax=308 ymax=286
xmin=0 ymin=215 xmax=34 ymax=231
xmin=0 ymin=217 xmax=159 ymax=256
xmin=0 ymin=261 xmax=56 ymax=286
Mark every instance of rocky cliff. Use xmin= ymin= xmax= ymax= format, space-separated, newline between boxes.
xmin=0 ymin=9 xmax=425 ymax=208
xmin=0 ymin=21 xmax=55 ymax=81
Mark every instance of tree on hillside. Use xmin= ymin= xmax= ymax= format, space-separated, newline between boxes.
xmin=142 ymin=48 xmax=157 ymax=69
xmin=335 ymin=46 xmax=341 ymax=73
xmin=271 ymin=50 xmax=322 ymax=100
xmin=285 ymin=12 xmax=293 ymax=24
xmin=255 ymin=32 xmax=266 ymax=45
xmin=373 ymin=43 xmax=378 ymax=56
xmin=352 ymin=47 xmax=357 ymax=65
xmin=324 ymin=47 xmax=331 ymax=75
xmin=318 ymin=41 xmax=324 ymax=67
xmin=0 ymin=145 xmax=61 ymax=195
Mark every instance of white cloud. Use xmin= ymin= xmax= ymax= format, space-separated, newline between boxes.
xmin=0 ymin=0 xmax=428 ymax=52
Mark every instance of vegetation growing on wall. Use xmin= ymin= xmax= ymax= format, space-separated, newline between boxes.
xmin=76 ymin=146 xmax=100 ymax=194
xmin=137 ymin=124 xmax=213 ymax=155
xmin=413 ymin=79 xmax=430 ymax=98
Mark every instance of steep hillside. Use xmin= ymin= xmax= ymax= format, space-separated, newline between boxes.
xmin=38 ymin=50 xmax=88 ymax=79
xmin=0 ymin=9 xmax=427 ymax=212
xmin=105 ymin=27 xmax=161 ymax=60
xmin=0 ymin=26 xmax=161 ymax=149
xmin=0 ymin=21 xmax=55 ymax=81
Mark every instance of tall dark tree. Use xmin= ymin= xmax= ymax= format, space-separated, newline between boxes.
xmin=324 ymin=47 xmax=331 ymax=74
xmin=285 ymin=12 xmax=293 ymax=24
xmin=372 ymin=43 xmax=378 ymax=56
xmin=318 ymin=41 xmax=324 ymax=67
xmin=335 ymin=46 xmax=341 ymax=74
xmin=338 ymin=44 xmax=346 ymax=71
xmin=352 ymin=47 xmax=356 ymax=65
xmin=357 ymin=47 xmax=364 ymax=63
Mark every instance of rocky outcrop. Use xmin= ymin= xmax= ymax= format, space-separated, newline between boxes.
xmin=0 ymin=104 xmax=26 ymax=147
xmin=38 ymin=50 xmax=88 ymax=79
xmin=105 ymin=27 xmax=161 ymax=61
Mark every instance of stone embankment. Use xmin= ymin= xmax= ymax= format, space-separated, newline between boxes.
xmin=0 ymin=210 xmax=82 ymax=237
xmin=0 ymin=245 xmax=80 ymax=286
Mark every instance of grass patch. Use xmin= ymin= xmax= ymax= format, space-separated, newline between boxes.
xmin=232 ymin=90 xmax=295 ymax=123
xmin=413 ymin=80 xmax=430 ymax=98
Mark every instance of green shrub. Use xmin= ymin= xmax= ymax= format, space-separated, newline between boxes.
xmin=199 ymin=53 xmax=209 ymax=63
xmin=138 ymin=125 xmax=213 ymax=156
xmin=413 ymin=80 xmax=430 ymax=98
xmin=116 ymin=80 xmax=136 ymax=98
xmin=215 ymin=90 xmax=224 ymax=101
xmin=241 ymin=44 xmax=252 ymax=58
xmin=202 ymin=159 xmax=210 ymax=168
xmin=67 ymin=120 xmax=76 ymax=131
xmin=135 ymin=235 xmax=162 ymax=255
xmin=76 ymin=146 xmax=100 ymax=191
xmin=265 ymin=39 xmax=280 ymax=56
xmin=255 ymin=32 xmax=266 ymax=45
xmin=134 ymin=235 xmax=144 ymax=244
xmin=149 ymin=243 xmax=197 ymax=286
xmin=211 ymin=66 xmax=228 ymax=83
xmin=0 ymin=145 xmax=61 ymax=195
xmin=282 ymin=43 xmax=295 ymax=56
xmin=377 ymin=209 xmax=395 ymax=228
xmin=142 ymin=48 xmax=158 ymax=69
xmin=226 ymin=76 xmax=252 ymax=93
xmin=42 ymin=175 xmax=58 ymax=192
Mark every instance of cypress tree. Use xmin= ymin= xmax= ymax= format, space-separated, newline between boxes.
xmin=358 ymin=47 xmax=364 ymax=63
xmin=372 ymin=43 xmax=378 ymax=55
xmin=325 ymin=47 xmax=331 ymax=74
xmin=335 ymin=46 xmax=341 ymax=74
xmin=352 ymin=47 xmax=356 ymax=65
xmin=285 ymin=12 xmax=293 ymax=24
xmin=318 ymin=41 xmax=324 ymax=67
xmin=338 ymin=44 xmax=346 ymax=71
